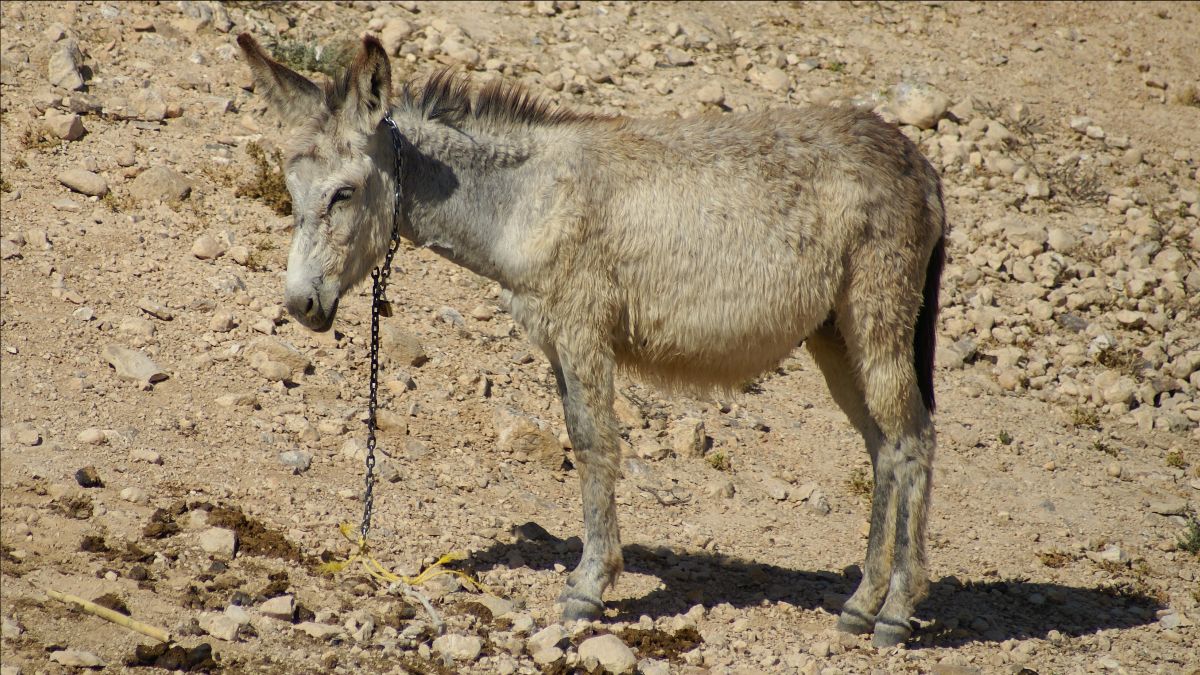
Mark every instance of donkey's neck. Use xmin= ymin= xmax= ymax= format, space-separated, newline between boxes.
xmin=386 ymin=115 xmax=557 ymax=287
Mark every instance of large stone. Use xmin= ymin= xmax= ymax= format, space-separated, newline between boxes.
xmin=578 ymin=634 xmax=637 ymax=674
xmin=199 ymin=612 xmax=240 ymax=641
xmin=380 ymin=18 xmax=414 ymax=55
xmin=48 ymin=41 xmax=84 ymax=90
xmin=58 ymin=169 xmax=108 ymax=197
xmin=894 ymin=82 xmax=950 ymax=129
xmin=432 ymin=633 xmax=482 ymax=662
xmin=131 ymin=88 xmax=167 ymax=121
xmin=759 ymin=67 xmax=790 ymax=93
xmin=669 ymin=417 xmax=706 ymax=457
xmin=192 ymin=234 xmax=225 ymax=260
xmin=198 ymin=527 xmax=238 ymax=559
xmin=493 ymin=407 xmax=563 ymax=468
xmin=380 ymin=324 xmax=427 ymax=366
xmin=244 ymin=337 xmax=310 ymax=380
xmin=44 ymin=110 xmax=85 ymax=140
xmin=50 ymin=649 xmax=106 ymax=668
xmin=526 ymin=624 xmax=568 ymax=654
xmin=129 ymin=166 xmax=192 ymax=203
xmin=295 ymin=622 xmax=343 ymax=640
xmin=102 ymin=345 xmax=167 ymax=387
xmin=259 ymin=594 xmax=295 ymax=620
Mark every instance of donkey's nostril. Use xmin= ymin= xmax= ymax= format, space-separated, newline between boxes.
xmin=305 ymin=297 xmax=314 ymax=314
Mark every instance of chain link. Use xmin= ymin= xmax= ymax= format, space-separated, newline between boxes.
xmin=360 ymin=113 xmax=406 ymax=544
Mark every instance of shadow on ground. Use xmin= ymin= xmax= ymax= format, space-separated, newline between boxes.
xmin=465 ymin=525 xmax=1162 ymax=649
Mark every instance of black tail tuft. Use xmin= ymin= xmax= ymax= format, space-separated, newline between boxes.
xmin=914 ymin=236 xmax=945 ymax=413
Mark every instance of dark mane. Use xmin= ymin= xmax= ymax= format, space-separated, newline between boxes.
xmin=397 ymin=69 xmax=599 ymax=127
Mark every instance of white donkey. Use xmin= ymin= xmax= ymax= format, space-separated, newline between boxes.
xmin=238 ymin=34 xmax=947 ymax=647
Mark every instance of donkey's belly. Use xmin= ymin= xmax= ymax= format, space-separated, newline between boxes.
xmin=614 ymin=244 xmax=838 ymax=390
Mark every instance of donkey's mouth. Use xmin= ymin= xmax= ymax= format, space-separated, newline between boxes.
xmin=288 ymin=294 xmax=339 ymax=333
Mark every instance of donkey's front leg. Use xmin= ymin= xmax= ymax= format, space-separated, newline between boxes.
xmin=549 ymin=346 xmax=622 ymax=621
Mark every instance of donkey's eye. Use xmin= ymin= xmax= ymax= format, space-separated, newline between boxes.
xmin=330 ymin=187 xmax=354 ymax=208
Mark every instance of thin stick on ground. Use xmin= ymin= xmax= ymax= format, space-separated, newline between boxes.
xmin=389 ymin=582 xmax=444 ymax=635
xmin=47 ymin=589 xmax=172 ymax=643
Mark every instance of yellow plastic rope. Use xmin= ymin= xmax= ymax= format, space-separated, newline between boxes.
xmin=317 ymin=523 xmax=488 ymax=594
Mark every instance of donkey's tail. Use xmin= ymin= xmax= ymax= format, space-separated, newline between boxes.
xmin=914 ymin=234 xmax=945 ymax=413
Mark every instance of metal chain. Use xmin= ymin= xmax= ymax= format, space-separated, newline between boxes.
xmin=360 ymin=112 xmax=406 ymax=544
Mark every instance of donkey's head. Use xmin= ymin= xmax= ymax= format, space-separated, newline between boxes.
xmin=238 ymin=33 xmax=397 ymax=332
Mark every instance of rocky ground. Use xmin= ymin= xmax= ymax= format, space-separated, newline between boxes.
xmin=2 ymin=1 xmax=1199 ymax=673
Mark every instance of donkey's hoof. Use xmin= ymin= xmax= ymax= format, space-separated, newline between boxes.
xmin=836 ymin=609 xmax=875 ymax=635
xmin=870 ymin=620 xmax=912 ymax=648
xmin=558 ymin=591 xmax=604 ymax=622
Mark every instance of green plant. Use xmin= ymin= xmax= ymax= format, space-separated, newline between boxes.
xmin=18 ymin=127 xmax=58 ymax=151
xmin=847 ymin=466 xmax=872 ymax=497
xmin=826 ymin=61 xmax=846 ymax=73
xmin=1179 ymin=515 xmax=1200 ymax=555
xmin=0 ymin=176 xmax=11 ymax=193
xmin=1038 ymin=550 xmax=1075 ymax=568
xmin=1069 ymin=406 xmax=1101 ymax=430
xmin=1092 ymin=440 xmax=1119 ymax=458
xmin=998 ymin=430 xmax=1013 ymax=446
xmin=1166 ymin=449 xmax=1189 ymax=470
xmin=1048 ymin=163 xmax=1107 ymax=206
xmin=270 ymin=38 xmax=352 ymax=78
xmin=236 ymin=142 xmax=291 ymax=216
xmin=706 ymin=452 xmax=730 ymax=472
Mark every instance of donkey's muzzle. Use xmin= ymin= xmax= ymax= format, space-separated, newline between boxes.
xmin=286 ymin=290 xmax=338 ymax=332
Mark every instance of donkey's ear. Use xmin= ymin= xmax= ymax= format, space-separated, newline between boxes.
xmin=237 ymin=33 xmax=324 ymax=128
xmin=338 ymin=35 xmax=392 ymax=129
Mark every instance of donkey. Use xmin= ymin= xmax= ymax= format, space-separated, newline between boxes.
xmin=238 ymin=33 xmax=947 ymax=647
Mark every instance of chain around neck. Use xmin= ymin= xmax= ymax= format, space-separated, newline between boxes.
xmin=360 ymin=112 xmax=406 ymax=544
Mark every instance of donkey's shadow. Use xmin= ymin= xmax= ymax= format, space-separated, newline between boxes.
xmin=466 ymin=528 xmax=1162 ymax=649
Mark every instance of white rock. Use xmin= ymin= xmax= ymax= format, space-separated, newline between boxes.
xmin=259 ymin=594 xmax=295 ymax=620
xmin=47 ymin=41 xmax=84 ymax=90
xmin=119 ymin=487 xmax=149 ymax=504
xmin=578 ymin=634 xmax=637 ymax=675
xmin=129 ymin=166 xmax=192 ymax=203
xmin=216 ymin=392 xmax=258 ymax=408
xmin=77 ymin=428 xmax=107 ymax=445
xmin=130 ymin=447 xmax=163 ymax=464
xmin=45 ymin=110 xmax=85 ymax=141
xmin=136 ymin=297 xmax=174 ymax=320
xmin=526 ymin=623 xmax=567 ymax=654
xmin=224 ymin=605 xmax=251 ymax=626
xmin=894 ymin=82 xmax=949 ymax=129
xmin=759 ymin=67 xmax=790 ymax=93
xmin=209 ymin=309 xmax=235 ymax=332
xmin=763 ymin=477 xmax=790 ymax=501
xmin=295 ymin=622 xmax=343 ymax=640
xmin=199 ymin=527 xmax=238 ymax=559
xmin=432 ymin=633 xmax=482 ymax=662
xmin=192 ymin=234 xmax=226 ymax=260
xmin=49 ymin=649 xmax=105 ymax=668
xmin=639 ymin=659 xmax=672 ymax=675
xmin=199 ymin=612 xmax=241 ymax=641
xmin=380 ymin=18 xmax=414 ymax=55
xmin=670 ymin=417 xmax=706 ymax=457
xmin=1046 ymin=227 xmax=1077 ymax=254
xmin=57 ymin=169 xmax=108 ymax=197
xmin=493 ymin=407 xmax=562 ymax=468
xmin=102 ymin=345 xmax=167 ymax=387
xmin=696 ymin=82 xmax=724 ymax=105
xmin=532 ymin=646 xmax=564 ymax=666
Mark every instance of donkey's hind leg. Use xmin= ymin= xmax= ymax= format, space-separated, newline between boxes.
xmin=840 ymin=312 xmax=937 ymax=647
xmin=548 ymin=342 xmax=623 ymax=621
xmin=805 ymin=323 xmax=891 ymax=635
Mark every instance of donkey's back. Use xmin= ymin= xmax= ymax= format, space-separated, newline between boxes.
xmin=545 ymin=106 xmax=944 ymax=394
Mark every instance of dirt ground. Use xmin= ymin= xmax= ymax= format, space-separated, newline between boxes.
xmin=2 ymin=2 xmax=1198 ymax=674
